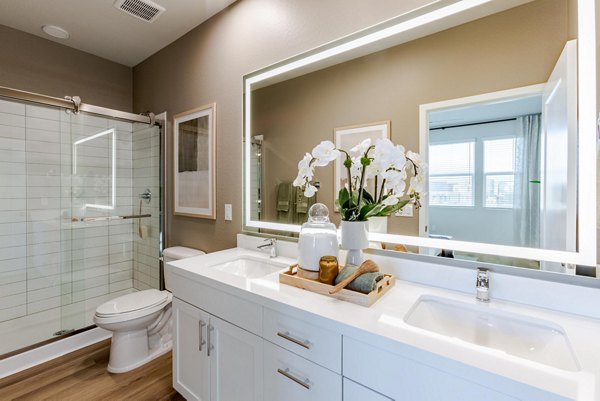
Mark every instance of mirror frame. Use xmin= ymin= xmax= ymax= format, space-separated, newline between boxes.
xmin=243 ymin=0 xmax=597 ymax=266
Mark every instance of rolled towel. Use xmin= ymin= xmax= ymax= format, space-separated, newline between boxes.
xmin=334 ymin=264 xmax=384 ymax=294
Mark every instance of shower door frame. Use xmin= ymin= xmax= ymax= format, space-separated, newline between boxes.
xmin=0 ymin=86 xmax=152 ymax=124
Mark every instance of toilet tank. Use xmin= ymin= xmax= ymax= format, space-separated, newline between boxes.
xmin=163 ymin=246 xmax=205 ymax=291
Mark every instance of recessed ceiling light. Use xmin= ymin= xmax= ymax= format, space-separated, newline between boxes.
xmin=41 ymin=25 xmax=70 ymax=39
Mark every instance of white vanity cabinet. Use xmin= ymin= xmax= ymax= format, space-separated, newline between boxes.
xmin=172 ymin=298 xmax=263 ymax=401
xmin=169 ymin=259 xmax=578 ymax=401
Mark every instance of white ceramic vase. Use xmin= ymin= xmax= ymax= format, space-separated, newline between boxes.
xmin=368 ymin=216 xmax=388 ymax=249
xmin=340 ymin=220 xmax=369 ymax=266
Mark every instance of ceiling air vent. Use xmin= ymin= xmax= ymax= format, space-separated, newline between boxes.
xmin=114 ymin=0 xmax=165 ymax=23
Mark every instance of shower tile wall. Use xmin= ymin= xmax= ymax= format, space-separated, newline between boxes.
xmin=0 ymin=98 xmax=157 ymax=354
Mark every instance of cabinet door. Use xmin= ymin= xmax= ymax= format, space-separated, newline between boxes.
xmin=173 ymin=298 xmax=210 ymax=401
xmin=343 ymin=337 xmax=520 ymax=401
xmin=209 ymin=315 xmax=263 ymax=401
xmin=343 ymin=378 xmax=392 ymax=401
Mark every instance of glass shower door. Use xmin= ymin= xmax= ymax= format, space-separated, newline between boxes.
xmin=61 ymin=112 xmax=136 ymax=332
xmin=61 ymin=114 xmax=162 ymax=332
xmin=0 ymin=95 xmax=162 ymax=356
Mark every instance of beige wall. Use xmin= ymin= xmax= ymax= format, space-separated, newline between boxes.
xmin=253 ymin=0 xmax=571 ymax=237
xmin=0 ymin=25 xmax=132 ymax=111
xmin=132 ymin=0 xmax=439 ymax=252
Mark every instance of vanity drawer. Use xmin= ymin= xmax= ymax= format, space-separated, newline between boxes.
xmin=172 ymin=276 xmax=262 ymax=335
xmin=263 ymin=307 xmax=341 ymax=373
xmin=263 ymin=340 xmax=342 ymax=401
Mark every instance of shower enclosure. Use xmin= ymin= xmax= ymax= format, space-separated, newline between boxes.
xmin=0 ymin=87 xmax=164 ymax=356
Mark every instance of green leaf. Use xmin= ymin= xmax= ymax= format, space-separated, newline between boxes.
xmin=359 ymin=204 xmax=378 ymax=220
xmin=364 ymin=204 xmax=384 ymax=219
xmin=361 ymin=189 xmax=375 ymax=204
xmin=338 ymin=187 xmax=349 ymax=207
xmin=378 ymin=199 xmax=411 ymax=216
xmin=343 ymin=208 xmax=355 ymax=221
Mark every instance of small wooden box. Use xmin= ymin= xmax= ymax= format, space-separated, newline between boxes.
xmin=279 ymin=267 xmax=395 ymax=307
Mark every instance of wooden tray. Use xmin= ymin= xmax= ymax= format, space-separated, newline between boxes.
xmin=279 ymin=266 xmax=395 ymax=307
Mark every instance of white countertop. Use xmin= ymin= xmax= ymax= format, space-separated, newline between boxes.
xmin=168 ymin=247 xmax=600 ymax=401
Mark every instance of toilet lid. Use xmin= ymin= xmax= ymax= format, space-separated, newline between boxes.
xmin=96 ymin=289 xmax=169 ymax=316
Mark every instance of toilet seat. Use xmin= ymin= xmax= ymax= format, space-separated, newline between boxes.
xmin=94 ymin=290 xmax=172 ymax=324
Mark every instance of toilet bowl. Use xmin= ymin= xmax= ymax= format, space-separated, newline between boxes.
xmin=94 ymin=246 xmax=205 ymax=373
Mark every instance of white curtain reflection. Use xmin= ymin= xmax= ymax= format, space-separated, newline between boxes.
xmin=514 ymin=114 xmax=542 ymax=247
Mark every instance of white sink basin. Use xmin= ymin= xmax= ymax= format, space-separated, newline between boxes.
xmin=207 ymin=256 xmax=285 ymax=279
xmin=404 ymin=295 xmax=580 ymax=371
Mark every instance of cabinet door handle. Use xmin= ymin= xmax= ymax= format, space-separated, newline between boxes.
xmin=198 ymin=320 xmax=206 ymax=351
xmin=277 ymin=368 xmax=311 ymax=390
xmin=277 ymin=331 xmax=311 ymax=349
xmin=207 ymin=324 xmax=214 ymax=357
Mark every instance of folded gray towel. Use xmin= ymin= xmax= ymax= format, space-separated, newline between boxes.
xmin=276 ymin=183 xmax=292 ymax=212
xmin=334 ymin=265 xmax=384 ymax=294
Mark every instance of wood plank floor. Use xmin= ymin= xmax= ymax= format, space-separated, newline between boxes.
xmin=0 ymin=339 xmax=185 ymax=401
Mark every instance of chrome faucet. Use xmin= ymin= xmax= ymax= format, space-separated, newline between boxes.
xmin=476 ymin=268 xmax=490 ymax=302
xmin=257 ymin=238 xmax=277 ymax=258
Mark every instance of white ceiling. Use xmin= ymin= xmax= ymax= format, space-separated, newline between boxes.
xmin=0 ymin=0 xmax=237 ymax=67
xmin=429 ymin=95 xmax=543 ymax=128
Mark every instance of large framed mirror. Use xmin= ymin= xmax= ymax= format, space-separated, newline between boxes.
xmin=243 ymin=0 xmax=597 ymax=272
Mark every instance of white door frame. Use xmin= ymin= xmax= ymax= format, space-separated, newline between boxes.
xmin=419 ymin=84 xmax=546 ymax=245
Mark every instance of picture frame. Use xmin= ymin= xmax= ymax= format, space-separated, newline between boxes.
xmin=334 ymin=121 xmax=390 ymax=207
xmin=173 ymin=103 xmax=217 ymax=219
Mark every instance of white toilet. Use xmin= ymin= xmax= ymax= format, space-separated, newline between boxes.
xmin=94 ymin=246 xmax=205 ymax=373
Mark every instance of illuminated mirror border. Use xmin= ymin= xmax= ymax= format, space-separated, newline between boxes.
xmin=243 ymin=0 xmax=597 ymax=266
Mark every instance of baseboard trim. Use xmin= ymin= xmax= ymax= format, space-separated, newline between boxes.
xmin=0 ymin=327 xmax=111 ymax=379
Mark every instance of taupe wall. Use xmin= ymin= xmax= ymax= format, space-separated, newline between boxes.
xmin=132 ymin=0 xmax=439 ymax=252
xmin=0 ymin=25 xmax=132 ymax=111
xmin=253 ymin=0 xmax=572 ymax=237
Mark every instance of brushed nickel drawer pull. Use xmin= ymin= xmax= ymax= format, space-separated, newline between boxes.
xmin=277 ymin=331 xmax=311 ymax=349
xmin=277 ymin=368 xmax=311 ymax=390
xmin=198 ymin=320 xmax=206 ymax=351
xmin=207 ymin=324 xmax=214 ymax=357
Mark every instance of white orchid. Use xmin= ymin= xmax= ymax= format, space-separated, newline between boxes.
xmin=382 ymin=170 xmax=407 ymax=195
xmin=409 ymin=172 xmax=426 ymax=194
xmin=293 ymin=136 xmax=424 ymax=221
xmin=311 ymin=140 xmax=339 ymax=167
xmin=406 ymin=150 xmax=423 ymax=168
xmin=350 ymin=138 xmax=371 ymax=155
xmin=374 ymin=138 xmax=406 ymax=172
xmin=296 ymin=152 xmax=313 ymax=179
xmin=304 ymin=183 xmax=318 ymax=198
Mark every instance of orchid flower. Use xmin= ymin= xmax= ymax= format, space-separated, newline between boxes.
xmin=292 ymin=136 xmax=424 ymax=221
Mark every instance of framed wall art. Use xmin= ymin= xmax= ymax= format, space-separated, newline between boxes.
xmin=334 ymin=120 xmax=390 ymax=206
xmin=173 ymin=103 xmax=217 ymax=219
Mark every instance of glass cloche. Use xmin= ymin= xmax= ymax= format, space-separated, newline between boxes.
xmin=297 ymin=203 xmax=339 ymax=272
